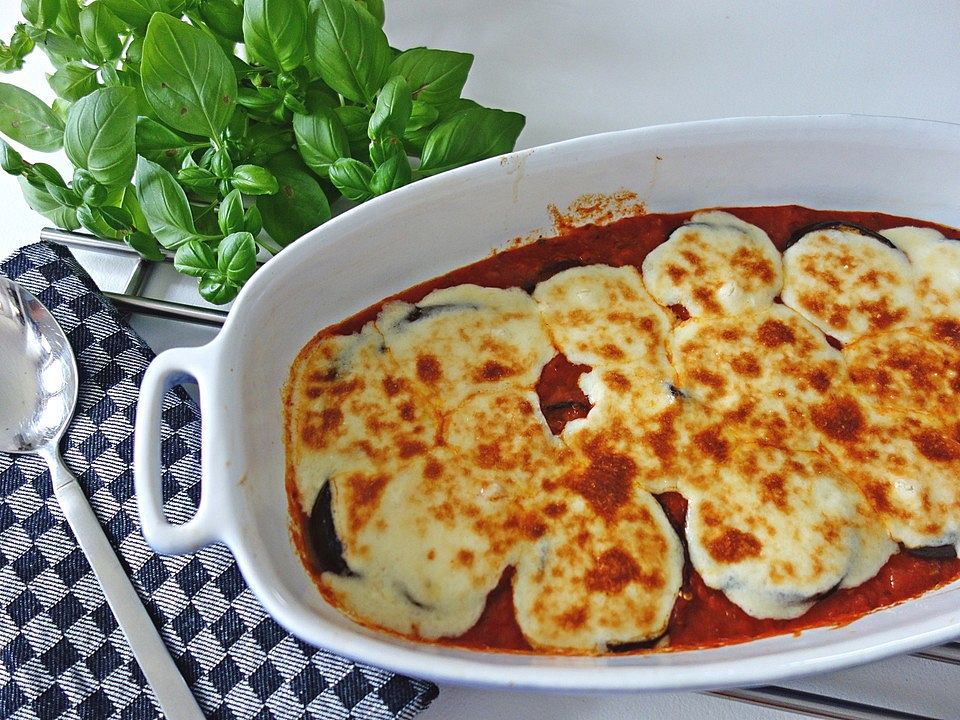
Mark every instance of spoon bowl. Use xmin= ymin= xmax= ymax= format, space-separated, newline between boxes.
xmin=0 ymin=277 xmax=77 ymax=456
xmin=0 ymin=275 xmax=204 ymax=719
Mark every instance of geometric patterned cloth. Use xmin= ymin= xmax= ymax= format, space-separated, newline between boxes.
xmin=0 ymin=242 xmax=438 ymax=719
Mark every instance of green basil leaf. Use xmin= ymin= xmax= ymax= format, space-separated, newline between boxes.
xmin=101 ymin=0 xmax=178 ymax=34
xmin=48 ymin=62 xmax=100 ymax=102
xmin=177 ymin=165 xmax=218 ymax=192
xmin=136 ymin=155 xmax=207 ymax=248
xmin=119 ymin=182 xmax=149 ymax=230
xmin=55 ymin=0 xmax=81 ymax=35
xmin=135 ymin=117 xmax=205 ymax=167
xmin=141 ymin=13 xmax=238 ymax=138
xmin=125 ymin=230 xmax=165 ymax=260
xmin=304 ymin=80 xmax=338 ymax=112
xmin=25 ymin=161 xmax=66 ymax=189
xmin=63 ymin=86 xmax=137 ymax=187
xmin=73 ymin=168 xmax=108 ymax=205
xmin=328 ymin=157 xmax=373 ymax=202
xmin=198 ymin=272 xmax=238 ymax=304
xmin=418 ymin=106 xmax=525 ymax=176
xmin=368 ymin=75 xmax=410 ymax=140
xmin=405 ymin=99 xmax=438 ymax=133
xmin=217 ymin=230 xmax=257 ymax=284
xmin=243 ymin=0 xmax=307 ymax=72
xmin=174 ymin=239 xmax=217 ymax=277
xmin=0 ymin=139 xmax=26 ymax=174
xmin=217 ymin=188 xmax=244 ymax=234
xmin=0 ymin=24 xmax=36 ymax=72
xmin=368 ymin=133 xmax=402 ymax=167
xmin=77 ymin=204 xmax=121 ymax=238
xmin=389 ymin=47 xmax=472 ymax=105
xmin=307 ymin=0 xmax=390 ymax=104
xmin=356 ymin=0 xmax=384 ymax=26
xmin=39 ymin=31 xmax=86 ymax=66
xmin=0 ymin=82 xmax=64 ymax=152
xmin=241 ymin=121 xmax=293 ymax=164
xmin=231 ymin=163 xmax=278 ymax=194
xmin=43 ymin=180 xmax=81 ymax=207
xmin=258 ymin=151 xmax=330 ymax=246
xmin=98 ymin=203 xmax=134 ymax=232
xmin=79 ymin=2 xmax=123 ymax=63
xmin=17 ymin=176 xmax=80 ymax=229
xmin=243 ymin=203 xmax=262 ymax=235
xmin=293 ymin=107 xmax=348 ymax=178
xmin=333 ymin=104 xmax=370 ymax=144
xmin=22 ymin=0 xmax=61 ymax=30
xmin=199 ymin=0 xmax=244 ymax=43
xmin=369 ymin=149 xmax=410 ymax=195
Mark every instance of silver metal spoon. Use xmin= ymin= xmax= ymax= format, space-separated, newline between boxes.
xmin=0 ymin=277 xmax=205 ymax=720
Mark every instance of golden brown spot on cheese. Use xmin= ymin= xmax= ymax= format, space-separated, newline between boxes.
xmin=474 ymin=360 xmax=514 ymax=382
xmin=800 ymin=293 xmax=826 ymax=316
xmin=416 ymin=354 xmax=442 ymax=384
xmin=913 ymin=430 xmax=960 ymax=462
xmin=692 ymin=368 xmax=726 ymax=389
xmin=399 ymin=402 xmax=416 ymax=422
xmin=730 ymin=352 xmax=761 ymax=377
xmin=382 ymin=376 xmax=403 ymax=396
xmin=604 ymin=370 xmax=631 ymax=391
xmin=558 ymin=605 xmax=588 ymax=630
xmin=730 ymin=246 xmax=776 ymax=283
xmin=808 ymin=369 xmax=832 ymax=393
xmin=585 ymin=548 xmax=642 ymax=594
xmin=692 ymin=286 xmax=721 ymax=313
xmin=694 ymin=427 xmax=729 ymax=462
xmin=760 ymin=473 xmax=788 ymax=510
xmin=477 ymin=443 xmax=502 ymax=468
xmin=600 ymin=343 xmax=626 ymax=360
xmin=426 ymin=549 xmax=436 ymax=560
xmin=706 ymin=528 xmax=763 ymax=563
xmin=933 ymin=318 xmax=960 ymax=348
xmin=680 ymin=248 xmax=704 ymax=269
xmin=348 ymin=474 xmax=389 ymax=532
xmin=568 ymin=453 xmax=636 ymax=520
xmin=829 ymin=307 xmax=850 ymax=329
xmin=857 ymin=298 xmax=907 ymax=331
xmin=543 ymin=501 xmax=567 ymax=518
xmin=423 ymin=459 xmax=442 ymax=480
xmin=864 ymin=481 xmax=894 ymax=515
xmin=666 ymin=264 xmax=688 ymax=283
xmin=757 ymin=319 xmax=796 ymax=347
xmin=811 ymin=396 xmax=864 ymax=442
xmin=455 ymin=549 xmax=475 ymax=567
xmin=398 ymin=440 xmax=426 ymax=458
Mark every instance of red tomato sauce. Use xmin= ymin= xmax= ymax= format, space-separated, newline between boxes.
xmin=298 ymin=205 xmax=960 ymax=654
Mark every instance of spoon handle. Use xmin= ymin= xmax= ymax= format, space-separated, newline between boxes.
xmin=43 ymin=449 xmax=207 ymax=720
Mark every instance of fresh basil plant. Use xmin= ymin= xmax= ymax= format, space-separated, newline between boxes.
xmin=0 ymin=0 xmax=525 ymax=304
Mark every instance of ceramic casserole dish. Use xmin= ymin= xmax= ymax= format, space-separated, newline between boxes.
xmin=134 ymin=115 xmax=960 ymax=692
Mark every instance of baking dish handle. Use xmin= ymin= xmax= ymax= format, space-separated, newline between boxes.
xmin=135 ymin=345 xmax=221 ymax=555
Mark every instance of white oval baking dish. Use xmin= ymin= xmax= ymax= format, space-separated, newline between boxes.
xmin=134 ymin=115 xmax=960 ymax=692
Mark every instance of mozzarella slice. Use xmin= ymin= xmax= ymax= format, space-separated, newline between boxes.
xmin=782 ymin=227 xmax=917 ymax=343
xmin=513 ymin=471 xmax=683 ymax=651
xmin=844 ymin=319 xmax=960 ymax=439
xmin=882 ymin=226 xmax=960 ymax=317
xmin=287 ymin=324 xmax=436 ymax=514
xmin=813 ymin=393 xmax=960 ymax=552
xmin=683 ymin=443 xmax=895 ymax=620
xmin=670 ymin=305 xmax=844 ymax=451
xmin=533 ymin=264 xmax=673 ymax=371
xmin=377 ymin=284 xmax=554 ymax=412
xmin=641 ymin=211 xmax=782 ymax=316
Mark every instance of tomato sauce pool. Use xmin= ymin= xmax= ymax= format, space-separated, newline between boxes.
xmin=293 ymin=205 xmax=960 ymax=654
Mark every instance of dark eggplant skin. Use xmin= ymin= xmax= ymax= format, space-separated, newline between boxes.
xmin=308 ymin=482 xmax=354 ymax=576
xmin=522 ymin=258 xmax=585 ymax=294
xmin=904 ymin=543 xmax=958 ymax=560
xmin=785 ymin=221 xmax=900 ymax=251
xmin=403 ymin=302 xmax=478 ymax=324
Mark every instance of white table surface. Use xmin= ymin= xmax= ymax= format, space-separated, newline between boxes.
xmin=2 ymin=2 xmax=959 ymax=718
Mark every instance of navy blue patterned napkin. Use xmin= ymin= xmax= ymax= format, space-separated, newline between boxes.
xmin=0 ymin=242 xmax=438 ymax=719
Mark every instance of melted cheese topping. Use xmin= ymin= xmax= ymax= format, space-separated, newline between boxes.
xmin=683 ymin=443 xmax=894 ymax=619
xmin=642 ymin=211 xmax=783 ymax=316
xmin=514 ymin=480 xmax=682 ymax=651
xmin=287 ymin=212 xmax=960 ymax=651
xmin=882 ymin=226 xmax=960 ymax=316
xmin=782 ymin=228 xmax=916 ymax=343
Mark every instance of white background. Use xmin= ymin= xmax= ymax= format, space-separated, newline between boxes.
xmin=2 ymin=2 xmax=960 ymax=718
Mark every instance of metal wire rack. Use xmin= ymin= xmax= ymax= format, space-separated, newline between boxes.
xmin=47 ymin=227 xmax=960 ymax=720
